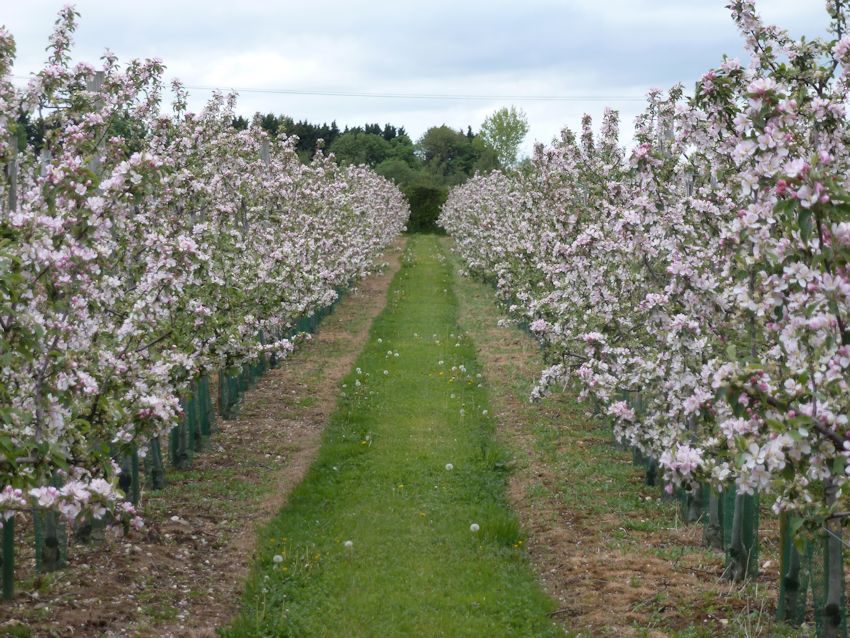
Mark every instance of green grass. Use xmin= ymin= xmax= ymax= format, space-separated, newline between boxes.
xmin=224 ymin=235 xmax=562 ymax=637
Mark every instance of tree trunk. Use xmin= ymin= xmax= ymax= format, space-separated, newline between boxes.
xmin=822 ymin=481 xmax=845 ymax=638
xmin=724 ymin=491 xmax=758 ymax=581
xmin=779 ymin=512 xmax=803 ymax=623
xmin=703 ymin=487 xmax=723 ymax=550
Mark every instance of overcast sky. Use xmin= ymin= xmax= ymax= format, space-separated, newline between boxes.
xmin=3 ymin=1 xmax=830 ymax=154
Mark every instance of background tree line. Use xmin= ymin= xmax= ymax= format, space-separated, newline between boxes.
xmin=237 ymin=107 xmax=527 ymax=231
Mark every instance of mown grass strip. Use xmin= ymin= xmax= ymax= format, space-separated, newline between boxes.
xmin=225 ymin=234 xmax=562 ymax=637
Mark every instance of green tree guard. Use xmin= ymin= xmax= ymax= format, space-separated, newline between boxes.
xmin=199 ymin=376 xmax=213 ymax=437
xmin=115 ymin=447 xmax=141 ymax=505
xmin=218 ymin=370 xmax=230 ymax=419
xmin=131 ymin=448 xmax=140 ymax=502
xmin=34 ymin=507 xmax=67 ymax=572
xmin=169 ymin=423 xmax=180 ymax=466
xmin=238 ymin=366 xmax=250 ymax=396
xmin=269 ymin=333 xmax=280 ymax=368
xmin=33 ymin=474 xmax=68 ymax=572
xmin=631 ymin=447 xmax=645 ymax=467
xmin=257 ymin=332 xmax=268 ymax=376
xmin=645 ymin=457 xmax=658 ymax=487
xmin=297 ymin=315 xmax=311 ymax=334
xmin=227 ymin=374 xmax=240 ymax=417
xmin=609 ymin=390 xmax=628 ymax=450
xmin=777 ymin=512 xmax=809 ymax=625
xmin=188 ymin=392 xmax=202 ymax=452
xmin=171 ymin=398 xmax=192 ymax=470
xmin=723 ymin=489 xmax=759 ymax=581
xmin=591 ymin=397 xmax=602 ymax=419
xmin=818 ymin=482 xmax=847 ymax=638
xmin=678 ymin=483 xmax=704 ymax=524
xmin=2 ymin=519 xmax=13 ymax=600
xmin=702 ymin=485 xmax=724 ymax=550
xmin=145 ymin=437 xmax=166 ymax=490
xmin=73 ymin=512 xmax=107 ymax=545
xmin=207 ymin=375 xmax=216 ymax=433
xmin=180 ymin=398 xmax=193 ymax=468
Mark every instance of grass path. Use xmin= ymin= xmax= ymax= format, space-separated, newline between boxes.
xmin=225 ymin=234 xmax=562 ymax=637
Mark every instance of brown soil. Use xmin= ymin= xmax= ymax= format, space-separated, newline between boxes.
xmin=0 ymin=240 xmax=404 ymax=638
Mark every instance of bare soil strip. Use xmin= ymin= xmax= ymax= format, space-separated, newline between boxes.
xmin=1 ymin=240 xmax=404 ymax=638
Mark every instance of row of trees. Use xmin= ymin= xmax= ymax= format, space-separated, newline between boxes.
xmin=441 ymin=1 xmax=850 ymax=633
xmin=0 ymin=8 xmax=408 ymax=534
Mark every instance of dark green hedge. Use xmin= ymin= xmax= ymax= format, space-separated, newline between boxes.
xmin=402 ymin=184 xmax=448 ymax=234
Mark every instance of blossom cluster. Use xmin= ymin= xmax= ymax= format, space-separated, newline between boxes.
xmin=0 ymin=8 xmax=408 ymax=527
xmin=440 ymin=1 xmax=850 ymax=526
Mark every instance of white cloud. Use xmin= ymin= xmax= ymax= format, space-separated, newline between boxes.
xmin=3 ymin=0 xmax=832 ymax=156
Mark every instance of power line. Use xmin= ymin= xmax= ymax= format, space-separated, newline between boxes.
xmin=183 ymin=85 xmax=648 ymax=102
xmin=8 ymin=74 xmax=646 ymax=102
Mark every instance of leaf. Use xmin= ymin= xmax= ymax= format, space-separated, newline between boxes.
xmin=775 ymin=198 xmax=796 ymax=217
xmin=790 ymin=516 xmax=807 ymax=551
xmin=798 ymin=208 xmax=813 ymax=243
